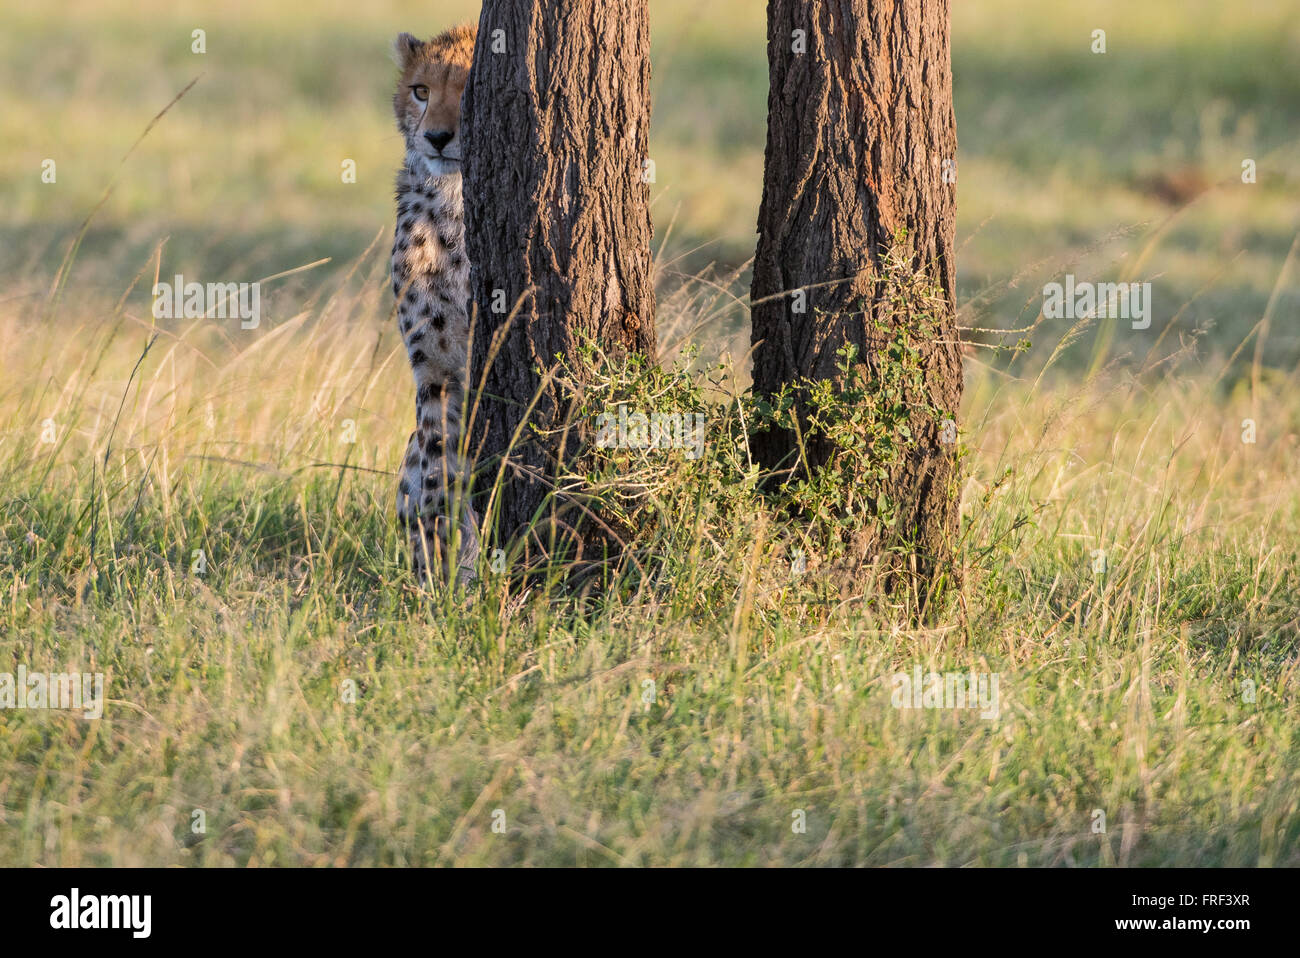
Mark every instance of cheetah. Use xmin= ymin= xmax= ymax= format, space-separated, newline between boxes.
xmin=390 ymin=24 xmax=479 ymax=584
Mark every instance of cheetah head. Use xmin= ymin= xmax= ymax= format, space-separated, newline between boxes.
xmin=392 ymin=24 xmax=476 ymax=178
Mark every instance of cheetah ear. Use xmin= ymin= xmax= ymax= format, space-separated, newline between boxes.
xmin=392 ymin=32 xmax=424 ymax=67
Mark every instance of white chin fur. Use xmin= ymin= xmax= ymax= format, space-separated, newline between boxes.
xmin=417 ymin=155 xmax=461 ymax=178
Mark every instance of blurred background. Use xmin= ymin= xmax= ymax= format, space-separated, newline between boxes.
xmin=2 ymin=0 xmax=1298 ymax=373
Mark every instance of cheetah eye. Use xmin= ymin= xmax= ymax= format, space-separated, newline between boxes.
xmin=411 ymin=85 xmax=429 ymax=103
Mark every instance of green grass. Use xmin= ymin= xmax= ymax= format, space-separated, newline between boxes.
xmin=1 ymin=0 xmax=1299 ymax=866
xmin=1 ymin=243 xmax=1298 ymax=865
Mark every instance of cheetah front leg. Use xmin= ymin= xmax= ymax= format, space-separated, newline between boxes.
xmin=396 ymin=426 xmax=480 ymax=586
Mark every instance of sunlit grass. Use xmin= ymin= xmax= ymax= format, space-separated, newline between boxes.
xmin=1 ymin=235 xmax=1297 ymax=864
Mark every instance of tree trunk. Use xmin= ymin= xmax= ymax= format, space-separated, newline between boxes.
xmin=750 ymin=0 xmax=962 ymax=594
xmin=463 ymin=0 xmax=656 ymax=557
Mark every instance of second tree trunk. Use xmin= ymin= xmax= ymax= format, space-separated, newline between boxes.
xmin=750 ymin=0 xmax=963 ymax=592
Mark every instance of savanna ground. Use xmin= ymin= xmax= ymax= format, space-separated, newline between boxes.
xmin=1 ymin=0 xmax=1298 ymax=865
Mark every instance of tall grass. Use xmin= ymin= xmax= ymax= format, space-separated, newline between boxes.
xmin=1 ymin=224 xmax=1297 ymax=864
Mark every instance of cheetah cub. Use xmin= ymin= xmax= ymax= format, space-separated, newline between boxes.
xmin=390 ymin=24 xmax=479 ymax=584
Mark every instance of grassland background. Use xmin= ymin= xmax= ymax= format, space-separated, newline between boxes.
xmin=0 ymin=0 xmax=1298 ymax=865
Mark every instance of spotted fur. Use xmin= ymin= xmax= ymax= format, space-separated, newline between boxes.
xmin=391 ymin=24 xmax=479 ymax=583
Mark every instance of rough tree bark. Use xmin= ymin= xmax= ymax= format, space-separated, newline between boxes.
xmin=750 ymin=0 xmax=962 ymax=593
xmin=463 ymin=0 xmax=656 ymax=554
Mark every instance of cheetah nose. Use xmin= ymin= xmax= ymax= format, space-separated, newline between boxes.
xmin=424 ymin=130 xmax=454 ymax=152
